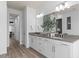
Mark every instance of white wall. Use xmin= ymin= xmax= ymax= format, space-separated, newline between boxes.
xmin=0 ymin=1 xmax=7 ymax=55
xmin=35 ymin=17 xmax=43 ymax=32
xmin=23 ymin=6 xmax=36 ymax=48
xmin=27 ymin=7 xmax=36 ymax=48
xmin=27 ymin=7 xmax=36 ymax=32
xmin=62 ymin=10 xmax=79 ymax=35
xmin=20 ymin=8 xmax=26 ymax=45
xmin=8 ymin=8 xmax=21 ymax=15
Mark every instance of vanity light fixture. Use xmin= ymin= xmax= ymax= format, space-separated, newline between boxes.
xmin=56 ymin=2 xmax=70 ymax=11
xmin=65 ymin=2 xmax=70 ymax=8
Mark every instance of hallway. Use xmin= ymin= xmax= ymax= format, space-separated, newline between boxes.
xmin=0 ymin=37 xmax=45 ymax=58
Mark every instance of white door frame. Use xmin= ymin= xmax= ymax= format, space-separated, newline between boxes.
xmin=7 ymin=8 xmax=22 ymax=47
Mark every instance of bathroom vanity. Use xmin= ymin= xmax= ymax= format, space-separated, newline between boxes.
xmin=29 ymin=32 xmax=79 ymax=58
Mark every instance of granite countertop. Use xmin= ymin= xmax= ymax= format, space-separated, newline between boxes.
xmin=29 ymin=32 xmax=79 ymax=43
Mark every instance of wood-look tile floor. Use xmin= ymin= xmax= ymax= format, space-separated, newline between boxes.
xmin=0 ymin=37 xmax=45 ymax=58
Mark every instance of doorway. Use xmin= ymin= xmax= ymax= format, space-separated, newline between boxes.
xmin=8 ymin=13 xmax=20 ymax=47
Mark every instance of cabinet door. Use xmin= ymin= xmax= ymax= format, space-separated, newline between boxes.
xmin=30 ymin=36 xmax=36 ymax=49
xmin=41 ymin=38 xmax=54 ymax=58
xmin=29 ymin=35 xmax=34 ymax=48
xmin=35 ymin=37 xmax=42 ymax=52
xmin=55 ymin=42 xmax=71 ymax=58
xmin=49 ymin=39 xmax=55 ymax=58
xmin=30 ymin=36 xmax=34 ymax=48
xmin=32 ymin=36 xmax=38 ymax=50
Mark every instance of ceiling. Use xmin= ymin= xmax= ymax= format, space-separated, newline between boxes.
xmin=7 ymin=1 xmax=61 ymax=10
xmin=7 ymin=1 xmax=79 ymax=15
xmin=7 ymin=1 xmax=61 ymax=15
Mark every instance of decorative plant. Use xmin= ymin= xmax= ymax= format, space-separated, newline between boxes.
xmin=41 ymin=15 xmax=56 ymax=32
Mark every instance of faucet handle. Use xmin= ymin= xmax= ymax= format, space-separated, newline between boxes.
xmin=60 ymin=34 xmax=63 ymax=38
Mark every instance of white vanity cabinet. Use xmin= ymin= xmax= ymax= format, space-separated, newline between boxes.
xmin=29 ymin=35 xmax=79 ymax=58
xmin=29 ymin=35 xmax=44 ymax=53
xmin=29 ymin=35 xmax=37 ymax=50
xmin=29 ymin=35 xmax=55 ymax=57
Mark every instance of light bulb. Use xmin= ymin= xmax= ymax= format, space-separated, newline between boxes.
xmin=40 ymin=13 xmax=44 ymax=17
xmin=60 ymin=4 xmax=64 ymax=10
xmin=36 ymin=15 xmax=40 ymax=18
xmin=56 ymin=7 xmax=60 ymax=11
xmin=65 ymin=2 xmax=70 ymax=8
xmin=36 ymin=13 xmax=44 ymax=18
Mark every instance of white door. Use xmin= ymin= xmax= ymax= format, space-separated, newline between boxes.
xmin=36 ymin=37 xmax=43 ymax=53
xmin=55 ymin=42 xmax=70 ymax=58
xmin=30 ymin=36 xmax=35 ymax=49
xmin=41 ymin=38 xmax=54 ymax=58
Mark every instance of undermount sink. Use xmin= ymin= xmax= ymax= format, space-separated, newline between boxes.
xmin=33 ymin=32 xmax=63 ymax=40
